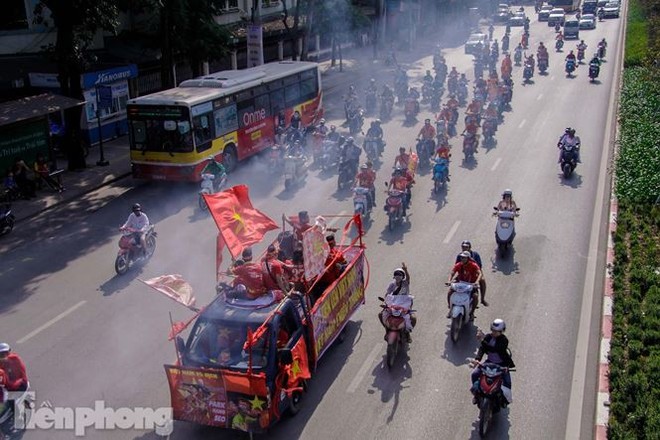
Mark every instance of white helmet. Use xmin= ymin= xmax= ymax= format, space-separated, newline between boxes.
xmin=502 ymin=189 xmax=513 ymax=197
xmin=490 ymin=319 xmax=506 ymax=332
xmin=0 ymin=343 xmax=10 ymax=353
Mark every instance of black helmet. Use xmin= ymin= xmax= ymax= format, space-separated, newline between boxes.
xmin=132 ymin=203 xmax=142 ymax=212
xmin=461 ymin=240 xmax=472 ymax=249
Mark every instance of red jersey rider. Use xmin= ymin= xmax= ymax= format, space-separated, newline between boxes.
xmin=447 ymin=251 xmax=483 ymax=319
xmin=418 ymin=119 xmax=436 ymax=141
xmin=0 ymin=344 xmax=28 ymax=392
xmin=394 ymin=147 xmax=410 ymax=170
xmin=354 ymin=162 xmax=377 ymax=207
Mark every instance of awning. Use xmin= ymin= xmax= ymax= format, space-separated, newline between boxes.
xmin=0 ymin=93 xmax=85 ymax=128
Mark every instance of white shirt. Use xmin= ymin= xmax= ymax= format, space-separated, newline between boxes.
xmin=123 ymin=212 xmax=150 ymax=232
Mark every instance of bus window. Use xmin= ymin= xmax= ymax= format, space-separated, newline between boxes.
xmin=270 ymin=88 xmax=284 ymax=114
xmin=193 ymin=113 xmax=214 ymax=150
xmin=285 ymin=83 xmax=300 ymax=107
xmin=214 ymin=104 xmax=238 ymax=137
xmin=300 ymin=78 xmax=317 ymax=101
xmin=130 ymin=119 xmax=193 ymax=153
xmin=254 ymin=94 xmax=271 ymax=117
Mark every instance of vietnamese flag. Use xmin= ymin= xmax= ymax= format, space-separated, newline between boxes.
xmin=204 ymin=185 xmax=279 ymax=258
xmin=286 ymin=338 xmax=311 ymax=387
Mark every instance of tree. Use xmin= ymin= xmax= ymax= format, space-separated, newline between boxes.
xmin=34 ymin=1 xmax=120 ymax=170
xmin=315 ymin=0 xmax=370 ymax=70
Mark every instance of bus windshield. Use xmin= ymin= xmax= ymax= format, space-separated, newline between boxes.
xmin=184 ymin=318 xmax=270 ymax=371
xmin=128 ymin=105 xmax=193 ymax=153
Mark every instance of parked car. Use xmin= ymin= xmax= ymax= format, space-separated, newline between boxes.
xmin=538 ymin=5 xmax=554 ymax=21
xmin=465 ymin=32 xmax=488 ymax=55
xmin=597 ymin=0 xmax=609 ymax=6
xmin=547 ymin=8 xmax=566 ymax=26
xmin=579 ymin=14 xmax=597 ymax=29
xmin=603 ymin=1 xmax=620 ymax=17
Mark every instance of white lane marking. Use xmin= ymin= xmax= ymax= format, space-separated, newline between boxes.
xmin=537 ymin=94 xmax=543 ymax=100
xmin=17 ymin=301 xmax=87 ymax=344
xmin=518 ymin=119 xmax=526 ymax=129
xmin=491 ymin=158 xmax=502 ymax=171
xmin=442 ymin=221 xmax=461 ymax=244
xmin=327 ymin=210 xmax=348 ymax=227
xmin=347 ymin=343 xmax=382 ymax=393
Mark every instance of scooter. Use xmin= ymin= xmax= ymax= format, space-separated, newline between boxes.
xmin=565 ymin=59 xmax=577 ymax=77
xmin=482 ymin=119 xmax=497 ymax=146
xmin=363 ymin=137 xmax=380 ymax=161
xmin=462 ymin=133 xmax=478 ymax=161
xmin=0 ymin=204 xmax=15 ymax=236
xmin=365 ymin=91 xmax=377 ymax=114
xmin=577 ymin=47 xmax=585 ymax=63
xmin=337 ymin=159 xmax=357 ymax=191
xmin=560 ymin=144 xmax=579 ymax=178
xmin=457 ymin=84 xmax=468 ymax=107
xmin=598 ymin=44 xmax=606 ymax=59
xmin=514 ymin=50 xmax=522 ymax=66
xmin=384 ymin=188 xmax=406 ymax=231
xmin=378 ymin=294 xmax=414 ymax=369
xmin=115 ymin=225 xmax=157 ymax=275
xmin=404 ymin=99 xmax=418 ymax=124
xmin=320 ymin=140 xmax=340 ymax=171
xmin=415 ymin=138 xmax=434 ymax=170
xmin=471 ymin=361 xmax=515 ymax=437
xmin=283 ymin=154 xmax=307 ymax=190
xmin=538 ymin=57 xmax=549 ymax=74
xmin=493 ymin=207 xmax=520 ymax=254
xmin=198 ymin=173 xmax=227 ymax=211
xmin=447 ymin=281 xmax=476 ymax=343
xmin=380 ymin=96 xmax=394 ymax=120
xmin=523 ymin=63 xmax=534 ymax=83
xmin=0 ymin=382 xmax=33 ymax=437
xmin=589 ymin=63 xmax=600 ymax=82
xmin=353 ymin=186 xmax=372 ymax=220
xmin=555 ymin=39 xmax=564 ymax=52
xmin=432 ymin=157 xmax=449 ymax=194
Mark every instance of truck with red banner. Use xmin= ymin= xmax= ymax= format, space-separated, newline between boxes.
xmin=160 ymin=185 xmax=368 ymax=435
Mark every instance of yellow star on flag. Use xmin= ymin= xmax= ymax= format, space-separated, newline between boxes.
xmin=218 ymin=328 xmax=231 ymax=338
xmin=290 ymin=358 xmax=301 ymax=377
xmin=231 ymin=206 xmax=247 ymax=235
xmin=249 ymin=395 xmax=265 ymax=411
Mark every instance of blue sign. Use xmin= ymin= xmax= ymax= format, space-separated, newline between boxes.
xmin=97 ymin=85 xmax=113 ymax=109
xmin=82 ymin=65 xmax=138 ymax=89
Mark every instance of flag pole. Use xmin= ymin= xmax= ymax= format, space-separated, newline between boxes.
xmin=169 ymin=312 xmax=182 ymax=365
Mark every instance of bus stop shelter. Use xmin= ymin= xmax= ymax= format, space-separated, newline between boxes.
xmin=0 ymin=93 xmax=84 ymax=175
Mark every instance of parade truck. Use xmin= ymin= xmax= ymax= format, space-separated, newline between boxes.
xmin=156 ymin=185 xmax=368 ymax=436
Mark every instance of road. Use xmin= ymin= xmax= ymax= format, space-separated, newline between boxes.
xmin=0 ymin=7 xmax=623 ymax=440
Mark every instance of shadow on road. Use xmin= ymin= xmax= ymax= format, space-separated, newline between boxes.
xmin=368 ymin=344 xmax=413 ymax=423
xmin=558 ymin=172 xmax=583 ymax=188
xmin=441 ymin=321 xmax=479 ymax=366
xmin=468 ymin=406 xmax=512 ymax=439
xmin=378 ymin=214 xmax=413 ymax=244
xmin=490 ymin=246 xmax=520 ymax=276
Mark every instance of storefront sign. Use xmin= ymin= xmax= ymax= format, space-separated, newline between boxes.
xmin=247 ymin=25 xmax=264 ymax=68
xmin=0 ymin=120 xmax=49 ymax=173
xmin=82 ymin=65 xmax=138 ymax=89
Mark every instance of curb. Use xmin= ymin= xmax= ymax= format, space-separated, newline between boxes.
xmin=595 ymin=196 xmax=616 ymax=439
xmin=16 ymin=171 xmax=133 ymax=223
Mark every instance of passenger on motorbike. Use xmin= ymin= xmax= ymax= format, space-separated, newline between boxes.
xmin=0 ymin=344 xmax=28 ymax=392
xmin=497 ymin=189 xmax=518 ymax=212
xmin=289 ymin=110 xmax=303 ymax=131
xmin=565 ymin=50 xmax=577 ymax=63
xmin=455 ymin=241 xmax=488 ymax=306
xmin=484 ymin=103 xmax=499 ymax=130
xmin=354 ymin=163 xmax=377 ymax=208
xmin=577 ymin=40 xmax=588 ymax=57
xmin=394 ymin=147 xmax=410 ymax=169
xmin=447 ymin=251 xmax=482 ymax=319
xmin=121 ymin=203 xmax=150 ymax=258
xmin=339 ymin=137 xmax=362 ymax=174
xmin=470 ymin=319 xmax=515 ymax=403
xmin=201 ymin=156 xmax=227 ymax=192
xmin=388 ymin=167 xmax=411 ymax=216
xmin=598 ymin=38 xmax=607 ymax=55
xmin=418 ymin=119 xmax=436 ymax=141
xmin=501 ymin=55 xmax=512 ymax=79
xmin=537 ymin=42 xmax=549 ymax=65
xmin=365 ymin=120 xmax=384 ymax=150
xmin=557 ymin=128 xmax=581 ymax=163
xmin=381 ymin=265 xmax=415 ymax=340
xmin=327 ymin=125 xmax=342 ymax=144
xmin=315 ymin=118 xmax=328 ymax=136
xmin=525 ymin=54 xmax=535 ymax=73
xmin=436 ymin=105 xmax=453 ymax=132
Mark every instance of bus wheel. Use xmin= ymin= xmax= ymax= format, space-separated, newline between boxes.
xmin=222 ymin=145 xmax=238 ymax=173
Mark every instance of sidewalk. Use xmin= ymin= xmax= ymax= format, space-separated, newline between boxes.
xmin=9 ymin=136 xmax=132 ymax=222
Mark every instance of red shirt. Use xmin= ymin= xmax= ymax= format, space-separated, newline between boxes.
xmin=320 ymin=248 xmax=347 ymax=285
xmin=390 ymin=175 xmax=408 ymax=191
xmin=451 ymin=260 xmax=481 ymax=283
xmin=232 ymin=263 xmax=267 ymax=298
xmin=356 ymin=169 xmax=376 ymax=188
xmin=292 ymin=221 xmax=312 ymax=242
xmin=395 ymin=153 xmax=410 ymax=169
xmin=0 ymin=353 xmax=28 ymax=391
xmin=261 ymin=257 xmax=285 ymax=291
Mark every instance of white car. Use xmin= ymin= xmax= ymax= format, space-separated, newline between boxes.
xmin=538 ymin=5 xmax=554 ymax=21
xmin=579 ymin=14 xmax=597 ymax=29
xmin=465 ymin=33 xmax=488 ymax=55
xmin=547 ymin=8 xmax=566 ymax=26
xmin=603 ymin=2 xmax=620 ymax=17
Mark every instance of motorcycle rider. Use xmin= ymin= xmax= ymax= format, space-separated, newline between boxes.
xmin=417 ymin=119 xmax=437 ymax=155
xmin=388 ymin=166 xmax=412 ymax=216
xmin=598 ymin=38 xmax=608 ymax=57
xmin=394 ymin=147 xmax=410 ymax=169
xmin=354 ymin=162 xmax=377 ymax=208
xmin=501 ymin=54 xmax=513 ymax=79
xmin=365 ymin=119 xmax=384 ymax=151
xmin=470 ymin=319 xmax=515 ymax=404
xmin=121 ymin=203 xmax=150 ymax=258
xmin=201 ymin=155 xmax=227 ymax=192
xmin=557 ymin=127 xmax=581 ymax=163
xmin=289 ymin=110 xmax=303 ymax=131
xmin=537 ymin=42 xmax=549 ymax=67
xmin=598 ymin=6 xmax=605 ymax=20
xmin=484 ymin=103 xmax=499 ymax=132
xmin=380 ymin=264 xmax=415 ymax=342
xmin=447 ymin=251 xmax=482 ymax=319
xmin=565 ymin=49 xmax=577 ymax=64
xmin=514 ymin=43 xmax=523 ymax=64
xmin=423 ymin=70 xmax=434 ymax=86
xmin=577 ymin=40 xmax=588 ymax=60
xmin=339 ymin=137 xmax=362 ymax=176
xmin=521 ymin=32 xmax=529 ymax=49
xmin=0 ymin=343 xmax=28 ymax=392
xmin=497 ymin=189 xmax=518 ymax=212
xmin=315 ymin=118 xmax=328 ymax=136
xmin=488 ymin=24 xmax=494 ymax=41
xmin=525 ymin=54 xmax=535 ymax=74
xmin=589 ymin=52 xmax=602 ymax=71
xmin=327 ymin=125 xmax=342 ymax=144
xmin=455 ymin=241 xmax=488 ymax=306
xmin=366 ymin=78 xmax=378 ymax=95
xmin=501 ymin=33 xmax=510 ymax=52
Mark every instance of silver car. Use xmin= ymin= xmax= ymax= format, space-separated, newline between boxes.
xmin=579 ymin=14 xmax=596 ymax=29
xmin=547 ymin=8 xmax=566 ymax=26
xmin=538 ymin=5 xmax=554 ymax=21
xmin=465 ymin=33 xmax=488 ymax=55
xmin=603 ymin=2 xmax=620 ymax=17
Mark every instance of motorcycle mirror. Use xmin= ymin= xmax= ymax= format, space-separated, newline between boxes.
xmin=377 ymin=296 xmax=385 ymax=302
xmin=516 ymin=208 xmax=521 ymax=211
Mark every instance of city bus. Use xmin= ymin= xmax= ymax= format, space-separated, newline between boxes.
xmin=550 ymin=0 xmax=580 ymax=12
xmin=126 ymin=61 xmax=323 ymax=181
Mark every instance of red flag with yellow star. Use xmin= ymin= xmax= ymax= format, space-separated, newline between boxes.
xmin=204 ymin=185 xmax=279 ymax=258
xmin=286 ymin=338 xmax=311 ymax=387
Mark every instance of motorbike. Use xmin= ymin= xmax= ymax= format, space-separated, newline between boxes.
xmin=474 ymin=61 xmax=484 ymax=81
xmin=363 ymin=137 xmax=381 ymax=161
xmin=482 ymin=119 xmax=497 ymax=146
xmin=560 ymin=144 xmax=579 ymax=178
xmin=310 ymin=132 xmax=327 ymax=162
xmin=523 ymin=63 xmax=534 ymax=83
xmin=447 ymin=77 xmax=458 ymax=96
xmin=513 ymin=50 xmax=522 ymax=66
xmin=577 ymin=47 xmax=586 ymax=63
xmin=462 ymin=133 xmax=478 ymax=161
xmin=457 ymin=84 xmax=468 ymax=107
xmin=353 ymin=186 xmax=372 ymax=220
xmin=0 ymin=204 xmax=15 ymax=236
xmin=421 ymin=83 xmax=433 ymax=103
xmin=589 ymin=63 xmax=600 ymax=82
xmin=395 ymin=81 xmax=408 ymax=105
xmin=554 ymin=22 xmax=561 ymax=32
xmin=404 ymin=99 xmax=418 ymax=124
xmin=555 ymin=39 xmax=564 ymax=52
xmin=565 ymin=58 xmax=577 ymax=77
xmin=365 ymin=91 xmax=377 ymax=114
xmin=447 ymin=281 xmax=476 ymax=342
xmin=380 ymin=95 xmax=394 ymax=120
xmin=198 ymin=173 xmax=227 ymax=211
xmin=430 ymin=90 xmax=442 ymax=112
xmin=348 ymin=108 xmax=365 ymax=136
xmin=385 ymin=188 xmax=407 ymax=230
xmin=493 ymin=207 xmax=520 ymax=254
xmin=472 ymin=361 xmax=514 ymax=437
xmin=598 ymin=45 xmax=606 ymax=59
xmin=416 ymin=138 xmax=434 ymax=169
xmin=267 ymin=145 xmax=285 ymax=174
xmin=320 ymin=140 xmax=340 ymax=171
xmin=0 ymin=382 xmax=33 ymax=438
xmin=538 ymin=57 xmax=549 ymax=74
xmin=337 ymin=159 xmax=357 ymax=191
xmin=432 ymin=157 xmax=449 ymax=194
xmin=284 ymin=154 xmax=307 ymax=190
xmin=598 ymin=9 xmax=605 ymax=21
xmin=378 ymin=294 xmax=414 ymax=369
xmin=115 ymin=225 xmax=157 ymax=275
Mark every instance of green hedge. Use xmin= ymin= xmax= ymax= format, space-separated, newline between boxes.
xmin=608 ymin=204 xmax=660 ymax=439
xmin=625 ymin=0 xmax=649 ymax=66
xmin=614 ymin=67 xmax=660 ymax=204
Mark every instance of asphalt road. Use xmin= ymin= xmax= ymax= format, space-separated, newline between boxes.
xmin=0 ymin=7 xmax=623 ymax=440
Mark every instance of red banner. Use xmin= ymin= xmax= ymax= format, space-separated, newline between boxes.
xmin=141 ymin=274 xmax=197 ymax=310
xmin=204 ymin=185 xmax=279 ymax=258
xmin=286 ymin=338 xmax=311 ymax=387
